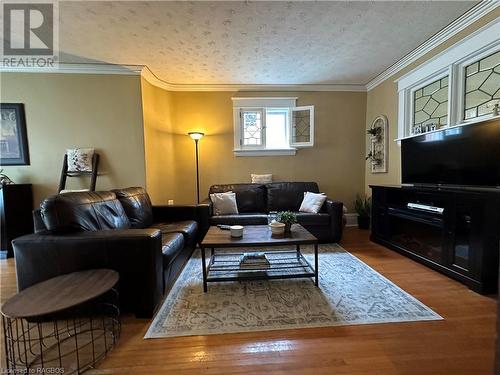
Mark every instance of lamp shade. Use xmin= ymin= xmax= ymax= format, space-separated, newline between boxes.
xmin=188 ymin=132 xmax=204 ymax=140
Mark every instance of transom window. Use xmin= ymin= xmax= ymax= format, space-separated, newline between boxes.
xmin=464 ymin=50 xmax=500 ymax=120
xmin=232 ymin=97 xmax=314 ymax=156
xmin=412 ymin=76 xmax=449 ymax=134
xmin=397 ymin=21 xmax=500 ymax=140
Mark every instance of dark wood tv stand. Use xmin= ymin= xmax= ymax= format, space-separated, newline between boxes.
xmin=370 ymin=184 xmax=500 ymax=294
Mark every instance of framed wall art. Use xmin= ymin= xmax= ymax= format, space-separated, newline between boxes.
xmin=0 ymin=103 xmax=30 ymax=166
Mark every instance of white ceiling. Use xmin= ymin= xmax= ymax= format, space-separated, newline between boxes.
xmin=58 ymin=1 xmax=478 ymax=86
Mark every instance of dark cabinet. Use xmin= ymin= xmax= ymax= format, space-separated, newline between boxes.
xmin=0 ymin=184 xmax=34 ymax=258
xmin=370 ymin=185 xmax=499 ymax=294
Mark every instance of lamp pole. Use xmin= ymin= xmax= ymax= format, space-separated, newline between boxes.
xmin=188 ymin=132 xmax=204 ymax=204
xmin=194 ymin=138 xmax=200 ymax=204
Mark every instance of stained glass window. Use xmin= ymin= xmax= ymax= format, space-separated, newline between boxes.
xmin=464 ymin=50 xmax=500 ymax=120
xmin=413 ymin=76 xmax=449 ymax=132
xmin=242 ymin=110 xmax=263 ymax=146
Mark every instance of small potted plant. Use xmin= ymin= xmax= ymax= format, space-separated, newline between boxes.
xmin=367 ymin=126 xmax=382 ymax=140
xmin=276 ymin=211 xmax=297 ymax=233
xmin=354 ymin=194 xmax=371 ymax=230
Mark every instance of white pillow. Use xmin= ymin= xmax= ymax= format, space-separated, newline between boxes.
xmin=251 ymin=174 xmax=272 ymax=184
xmin=210 ymin=192 xmax=239 ymax=216
xmin=59 ymin=189 xmax=89 ymax=194
xmin=66 ymin=148 xmax=94 ymax=172
xmin=299 ymin=192 xmax=327 ymax=214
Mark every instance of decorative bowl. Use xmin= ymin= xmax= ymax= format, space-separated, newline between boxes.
xmin=269 ymin=222 xmax=285 ymax=235
xmin=230 ymin=225 xmax=244 ymax=238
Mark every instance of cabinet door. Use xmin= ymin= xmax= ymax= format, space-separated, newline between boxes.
xmin=370 ymin=188 xmax=389 ymax=240
xmin=447 ymin=197 xmax=484 ymax=278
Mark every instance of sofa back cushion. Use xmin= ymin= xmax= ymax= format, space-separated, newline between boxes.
xmin=209 ymin=184 xmax=266 ymax=213
xmin=266 ymin=182 xmax=320 ymax=211
xmin=113 ymin=187 xmax=153 ymax=228
xmin=41 ymin=191 xmax=130 ymax=233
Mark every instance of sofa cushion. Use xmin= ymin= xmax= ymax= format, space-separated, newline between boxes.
xmin=210 ymin=213 xmax=268 ymax=226
xmin=296 ymin=212 xmax=330 ymax=226
xmin=266 ymin=182 xmax=320 ymax=212
xmin=209 ymin=184 xmax=266 ymax=213
xmin=41 ymin=191 xmax=130 ymax=233
xmin=152 ymin=220 xmax=198 ymax=247
xmin=161 ymin=232 xmax=185 ymax=266
xmin=112 ymin=187 xmax=153 ymax=229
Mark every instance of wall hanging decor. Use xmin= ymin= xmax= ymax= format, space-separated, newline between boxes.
xmin=366 ymin=115 xmax=388 ymax=173
xmin=0 ymin=103 xmax=30 ymax=166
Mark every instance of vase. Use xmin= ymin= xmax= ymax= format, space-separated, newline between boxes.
xmin=284 ymin=223 xmax=292 ymax=233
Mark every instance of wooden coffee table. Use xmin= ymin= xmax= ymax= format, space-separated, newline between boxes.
xmin=200 ymin=224 xmax=319 ymax=292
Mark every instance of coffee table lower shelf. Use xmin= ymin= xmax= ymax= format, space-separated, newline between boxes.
xmin=200 ymin=247 xmax=319 ymax=292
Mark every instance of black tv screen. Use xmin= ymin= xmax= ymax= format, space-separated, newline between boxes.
xmin=401 ymin=121 xmax=500 ymax=188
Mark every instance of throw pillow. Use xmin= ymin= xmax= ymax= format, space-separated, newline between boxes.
xmin=66 ymin=148 xmax=94 ymax=172
xmin=210 ymin=191 xmax=239 ymax=216
xmin=251 ymin=174 xmax=272 ymax=183
xmin=60 ymin=189 xmax=89 ymax=194
xmin=299 ymin=191 xmax=327 ymax=214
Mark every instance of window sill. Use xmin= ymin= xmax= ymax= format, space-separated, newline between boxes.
xmin=233 ymin=148 xmax=297 ymax=157
xmin=395 ymin=113 xmax=500 ymax=142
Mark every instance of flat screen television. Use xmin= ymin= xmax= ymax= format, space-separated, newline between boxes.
xmin=401 ymin=120 xmax=500 ymax=188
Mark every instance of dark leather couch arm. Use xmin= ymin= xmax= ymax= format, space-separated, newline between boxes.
xmin=197 ymin=200 xmax=212 ymax=241
xmin=324 ymin=199 xmax=344 ymax=243
xmin=12 ymin=229 xmax=163 ymax=318
xmin=152 ymin=205 xmax=198 ymax=223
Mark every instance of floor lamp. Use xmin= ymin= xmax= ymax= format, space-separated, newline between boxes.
xmin=188 ymin=132 xmax=204 ymax=204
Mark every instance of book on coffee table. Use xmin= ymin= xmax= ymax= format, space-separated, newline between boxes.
xmin=240 ymin=252 xmax=270 ymax=269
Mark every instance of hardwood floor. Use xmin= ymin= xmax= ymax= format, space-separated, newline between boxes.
xmin=1 ymin=228 xmax=496 ymax=374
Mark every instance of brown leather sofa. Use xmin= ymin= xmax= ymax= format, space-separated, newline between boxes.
xmin=12 ymin=187 xmax=198 ymax=318
xmin=199 ymin=182 xmax=344 ymax=243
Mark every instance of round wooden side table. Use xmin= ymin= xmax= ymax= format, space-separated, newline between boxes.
xmin=1 ymin=269 xmax=120 ymax=374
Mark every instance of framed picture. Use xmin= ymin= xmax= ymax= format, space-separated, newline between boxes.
xmin=0 ymin=103 xmax=30 ymax=165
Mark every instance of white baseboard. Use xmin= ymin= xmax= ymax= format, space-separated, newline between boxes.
xmin=345 ymin=213 xmax=358 ymax=227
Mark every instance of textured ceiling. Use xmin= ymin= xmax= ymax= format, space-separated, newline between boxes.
xmin=58 ymin=1 xmax=477 ymax=85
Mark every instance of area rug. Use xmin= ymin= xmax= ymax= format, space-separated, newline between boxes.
xmin=145 ymin=244 xmax=442 ymax=338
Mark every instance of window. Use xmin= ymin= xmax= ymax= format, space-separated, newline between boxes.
xmin=291 ymin=106 xmax=314 ymax=147
xmin=463 ymin=50 xmax=500 ymax=120
xmin=397 ymin=20 xmax=500 ymax=140
xmin=412 ymin=76 xmax=449 ymax=134
xmin=232 ymin=97 xmax=314 ymax=156
xmin=241 ymin=109 xmax=264 ymax=146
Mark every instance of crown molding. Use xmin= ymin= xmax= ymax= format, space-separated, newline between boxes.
xmin=0 ymin=62 xmax=143 ymax=75
xmin=140 ymin=67 xmax=366 ymax=92
xmin=0 ymin=62 xmax=366 ymax=92
xmin=365 ymin=0 xmax=499 ymax=91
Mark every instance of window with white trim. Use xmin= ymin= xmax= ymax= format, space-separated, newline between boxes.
xmin=411 ymin=75 xmax=449 ymax=134
xmin=232 ymin=97 xmax=314 ymax=156
xmin=463 ymin=50 xmax=500 ymax=120
xmin=397 ymin=20 xmax=500 ymax=140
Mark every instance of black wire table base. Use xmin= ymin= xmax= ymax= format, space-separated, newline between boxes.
xmin=2 ymin=289 xmax=121 ymax=374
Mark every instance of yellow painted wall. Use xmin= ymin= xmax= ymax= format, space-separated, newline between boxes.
xmin=365 ymin=10 xmax=500 ymax=194
xmin=141 ymin=78 xmax=176 ymax=204
xmin=142 ymin=85 xmax=367 ymax=210
xmin=0 ymin=73 xmax=146 ymax=205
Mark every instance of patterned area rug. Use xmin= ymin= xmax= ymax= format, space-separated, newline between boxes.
xmin=145 ymin=244 xmax=442 ymax=338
